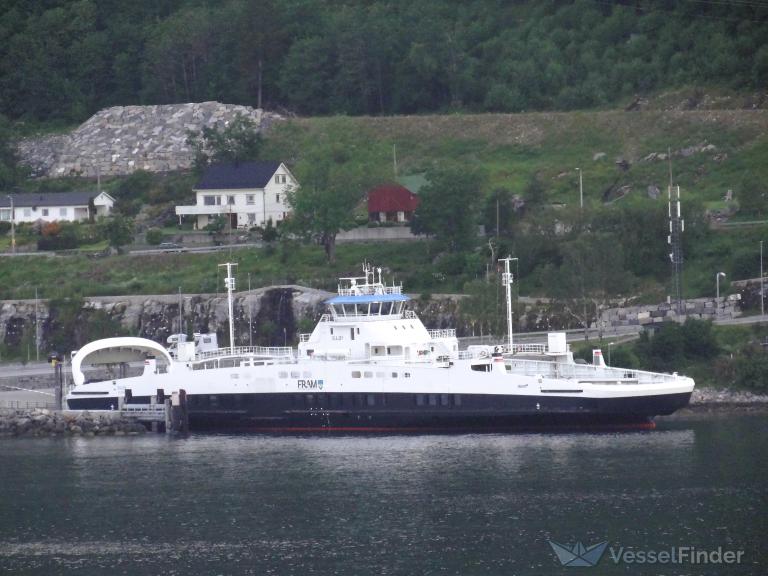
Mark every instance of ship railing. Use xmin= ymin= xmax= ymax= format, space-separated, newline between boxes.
xmin=509 ymin=343 xmax=547 ymax=355
xmin=299 ymin=333 xmax=311 ymax=342
xmin=403 ymin=310 xmax=418 ymax=319
xmin=120 ymin=404 xmax=166 ymax=422
xmin=318 ymin=314 xmax=332 ymax=322
xmin=196 ymin=345 xmax=295 ymax=360
xmin=428 ymin=328 xmax=456 ymax=339
xmin=337 ymin=285 xmax=402 ymax=296
xmin=503 ymin=359 xmax=682 ymax=384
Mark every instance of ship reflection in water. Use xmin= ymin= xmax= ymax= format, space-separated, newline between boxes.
xmin=1 ymin=414 xmax=765 ymax=575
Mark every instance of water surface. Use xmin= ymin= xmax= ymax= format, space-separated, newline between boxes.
xmin=1 ymin=414 xmax=766 ymax=575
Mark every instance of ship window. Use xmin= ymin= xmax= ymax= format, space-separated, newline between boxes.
xmin=210 ymin=395 xmax=219 ymax=407
xmin=370 ymin=302 xmax=380 ymax=314
xmin=404 ymin=372 xmax=411 ymax=378
xmin=391 ymin=372 xmax=398 ymax=378
xmin=440 ymin=394 xmax=450 ymax=407
xmin=279 ymin=371 xmax=288 ymax=378
xmin=351 ymin=328 xmax=355 ymax=341
xmin=306 ymin=394 xmax=314 ymax=406
xmin=416 ymin=394 xmax=425 ymax=406
xmin=356 ymin=327 xmax=360 ymax=334
xmin=454 ymin=394 xmax=462 ymax=407
xmin=428 ymin=394 xmax=437 ymax=406
xmin=352 ymin=371 xmax=361 ymax=378
xmin=364 ymin=371 xmax=373 ymax=378
xmin=366 ymin=394 xmax=375 ymax=406
xmin=290 ymin=371 xmax=300 ymax=378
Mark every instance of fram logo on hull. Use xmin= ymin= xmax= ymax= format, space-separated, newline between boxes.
xmin=297 ymin=379 xmax=324 ymax=390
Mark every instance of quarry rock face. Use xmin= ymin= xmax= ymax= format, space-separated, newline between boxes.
xmin=17 ymin=102 xmax=283 ymax=178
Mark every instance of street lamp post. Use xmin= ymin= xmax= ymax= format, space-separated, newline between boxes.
xmin=716 ymin=272 xmax=726 ymax=300
xmin=575 ymin=168 xmax=583 ymax=209
xmin=6 ymin=195 xmax=15 ymax=253
xmin=608 ymin=342 xmax=615 ymax=366
xmin=761 ymin=240 xmax=764 ymax=317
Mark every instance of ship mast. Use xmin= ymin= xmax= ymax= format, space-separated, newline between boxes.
xmin=219 ymin=262 xmax=238 ymax=353
xmin=499 ymin=256 xmax=518 ymax=351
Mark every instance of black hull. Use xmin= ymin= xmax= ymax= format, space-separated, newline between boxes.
xmin=67 ymin=391 xmax=692 ymax=432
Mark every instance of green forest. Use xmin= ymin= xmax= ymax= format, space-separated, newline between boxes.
xmin=1 ymin=0 xmax=767 ymax=123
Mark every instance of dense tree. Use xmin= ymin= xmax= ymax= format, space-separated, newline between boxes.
xmin=411 ymin=165 xmax=484 ymax=253
xmin=286 ymin=120 xmax=389 ymax=263
xmin=1 ymin=0 xmax=767 ymax=122
xmin=100 ymin=215 xmax=134 ymax=254
xmin=187 ymin=114 xmax=263 ymax=171
xmin=0 ymin=115 xmax=25 ymax=188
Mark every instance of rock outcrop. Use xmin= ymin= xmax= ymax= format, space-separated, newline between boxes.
xmin=17 ymin=102 xmax=283 ymax=178
xmin=0 ymin=408 xmax=146 ymax=437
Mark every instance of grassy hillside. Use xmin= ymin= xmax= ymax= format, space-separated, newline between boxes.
xmin=2 ymin=105 xmax=767 ymax=302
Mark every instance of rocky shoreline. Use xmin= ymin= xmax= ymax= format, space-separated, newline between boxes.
xmin=0 ymin=409 xmax=147 ymax=438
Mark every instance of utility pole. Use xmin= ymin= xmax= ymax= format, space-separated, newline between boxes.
xmin=248 ymin=272 xmax=253 ymax=347
xmin=178 ymin=286 xmax=183 ymax=334
xmin=34 ymin=287 xmax=40 ymax=362
xmin=499 ymin=256 xmax=518 ymax=351
xmin=761 ymin=240 xmax=764 ymax=317
xmin=667 ymin=153 xmax=684 ymax=316
xmin=6 ymin=195 xmax=15 ymax=253
xmin=393 ymin=144 xmax=398 ymax=178
xmin=219 ymin=262 xmax=238 ymax=354
xmin=575 ymin=168 xmax=583 ymax=209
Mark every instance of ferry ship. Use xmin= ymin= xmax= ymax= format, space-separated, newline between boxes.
xmin=66 ymin=261 xmax=694 ymax=431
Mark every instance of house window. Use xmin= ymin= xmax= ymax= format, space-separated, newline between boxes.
xmin=275 ymin=174 xmax=286 ymax=184
xmin=0 ymin=209 xmax=9 ymax=220
xmin=203 ymin=195 xmax=218 ymax=206
xmin=275 ymin=193 xmax=280 ymax=203
xmin=42 ymin=208 xmax=49 ymax=217
xmin=246 ymin=195 xmax=255 ymax=205
xmin=247 ymin=213 xmax=256 ymax=224
xmin=227 ymin=195 xmax=235 ymax=205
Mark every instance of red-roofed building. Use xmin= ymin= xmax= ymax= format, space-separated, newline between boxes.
xmin=367 ymin=183 xmax=420 ymax=223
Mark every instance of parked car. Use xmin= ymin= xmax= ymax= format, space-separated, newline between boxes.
xmin=158 ymin=242 xmax=183 ymax=252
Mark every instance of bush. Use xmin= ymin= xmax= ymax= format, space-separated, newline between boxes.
xmin=145 ymin=228 xmax=164 ymax=245
xmin=0 ymin=221 xmax=10 ymax=234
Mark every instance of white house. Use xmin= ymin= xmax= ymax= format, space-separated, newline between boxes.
xmin=175 ymin=161 xmax=296 ymax=230
xmin=0 ymin=191 xmax=114 ymax=224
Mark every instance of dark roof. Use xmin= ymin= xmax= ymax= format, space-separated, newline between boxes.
xmin=367 ymin=183 xmax=420 ymax=213
xmin=0 ymin=191 xmax=100 ymax=208
xmin=195 ymin=161 xmax=282 ymax=190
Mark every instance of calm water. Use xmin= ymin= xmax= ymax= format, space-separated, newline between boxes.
xmin=1 ymin=414 xmax=766 ymax=576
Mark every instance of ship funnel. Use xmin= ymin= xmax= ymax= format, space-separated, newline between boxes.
xmin=592 ymin=349 xmax=606 ymax=367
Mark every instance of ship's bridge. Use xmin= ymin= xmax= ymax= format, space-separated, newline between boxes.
xmin=326 ymin=293 xmax=410 ymax=320
xmin=326 ymin=266 xmax=409 ymax=320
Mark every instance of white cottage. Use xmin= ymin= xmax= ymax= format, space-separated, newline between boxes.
xmin=0 ymin=191 xmax=114 ymax=224
xmin=175 ymin=161 xmax=296 ymax=230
